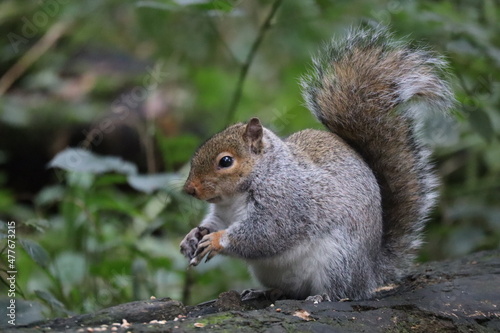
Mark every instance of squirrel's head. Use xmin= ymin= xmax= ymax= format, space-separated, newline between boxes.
xmin=184 ymin=118 xmax=264 ymax=204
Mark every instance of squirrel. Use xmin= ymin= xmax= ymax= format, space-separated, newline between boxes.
xmin=179 ymin=26 xmax=454 ymax=301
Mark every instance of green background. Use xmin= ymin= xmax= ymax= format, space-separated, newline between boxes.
xmin=0 ymin=0 xmax=499 ymax=324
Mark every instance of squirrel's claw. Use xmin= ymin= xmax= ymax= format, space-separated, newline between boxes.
xmin=181 ymin=226 xmax=213 ymax=262
xmin=190 ymin=241 xmax=210 ymax=266
xmin=205 ymin=249 xmax=218 ymax=263
xmin=190 ymin=230 xmax=226 ymax=266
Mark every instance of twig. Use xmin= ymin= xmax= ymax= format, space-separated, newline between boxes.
xmin=143 ymin=119 xmax=158 ymax=174
xmin=0 ymin=19 xmax=73 ymax=96
xmin=206 ymin=17 xmax=238 ymax=64
xmin=225 ymin=0 xmax=283 ymax=124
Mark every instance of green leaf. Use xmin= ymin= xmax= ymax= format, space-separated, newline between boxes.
xmin=23 ymin=219 xmax=50 ymax=233
xmin=127 ymin=173 xmax=183 ymax=194
xmin=0 ymin=189 xmax=14 ymax=212
xmin=138 ymin=0 xmax=234 ymax=12
xmin=50 ymin=252 xmax=87 ymax=289
xmin=136 ymin=0 xmax=178 ymax=11
xmin=484 ymin=143 xmax=500 ymax=172
xmin=19 ymin=239 xmax=50 ymax=269
xmin=468 ymin=108 xmax=494 ymax=142
xmin=34 ymin=290 xmax=71 ymax=315
xmin=66 ymin=171 xmax=95 ymax=189
xmin=483 ymin=0 xmax=497 ymax=26
xmin=48 ymin=148 xmax=138 ymax=175
xmin=143 ymin=193 xmax=170 ymax=220
xmin=188 ymin=0 xmax=235 ymax=12
xmin=35 ymin=185 xmax=65 ymax=207
xmin=86 ymin=192 xmax=142 ymax=216
xmin=156 ymin=134 xmax=200 ymax=171
xmin=94 ymin=173 xmax=128 ymax=187
xmin=420 ymin=111 xmax=458 ymax=146
xmin=90 ymin=258 xmax=133 ymax=277
xmin=0 ymin=220 xmax=7 ymax=239
xmin=0 ymin=220 xmax=7 ymax=233
xmin=148 ymin=257 xmax=173 ymax=270
xmin=445 ymin=226 xmax=485 ymax=257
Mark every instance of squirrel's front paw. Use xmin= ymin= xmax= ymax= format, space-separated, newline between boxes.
xmin=180 ymin=226 xmax=211 ymax=260
xmin=190 ymin=230 xmax=226 ymax=266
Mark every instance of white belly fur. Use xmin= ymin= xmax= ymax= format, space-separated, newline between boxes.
xmin=247 ymin=237 xmax=346 ymax=299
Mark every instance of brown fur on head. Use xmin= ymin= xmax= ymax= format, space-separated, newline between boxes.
xmin=184 ymin=118 xmax=263 ymax=203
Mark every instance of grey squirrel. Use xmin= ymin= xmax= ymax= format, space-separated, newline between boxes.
xmin=179 ymin=26 xmax=454 ymax=301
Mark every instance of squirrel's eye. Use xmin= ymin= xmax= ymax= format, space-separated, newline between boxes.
xmin=218 ymin=156 xmax=233 ymax=168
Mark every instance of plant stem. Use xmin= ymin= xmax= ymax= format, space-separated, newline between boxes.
xmin=181 ymin=268 xmax=194 ymax=305
xmin=225 ymin=0 xmax=283 ymax=124
xmin=0 ymin=20 xmax=73 ymax=96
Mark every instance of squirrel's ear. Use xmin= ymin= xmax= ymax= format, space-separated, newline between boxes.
xmin=244 ymin=117 xmax=263 ymax=154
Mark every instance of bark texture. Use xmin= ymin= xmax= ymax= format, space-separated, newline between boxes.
xmin=8 ymin=250 xmax=500 ymax=332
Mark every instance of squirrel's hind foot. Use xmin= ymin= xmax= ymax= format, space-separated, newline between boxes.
xmin=305 ymin=293 xmax=331 ymax=303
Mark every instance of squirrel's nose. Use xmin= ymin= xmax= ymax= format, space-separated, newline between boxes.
xmin=184 ymin=183 xmax=197 ymax=197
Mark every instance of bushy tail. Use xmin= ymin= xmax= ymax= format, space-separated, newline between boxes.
xmin=301 ymin=26 xmax=454 ymax=275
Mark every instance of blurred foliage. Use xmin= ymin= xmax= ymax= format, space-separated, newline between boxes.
xmin=0 ymin=0 xmax=499 ymax=324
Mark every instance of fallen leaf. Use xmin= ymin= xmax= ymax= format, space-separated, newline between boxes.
xmin=293 ymin=309 xmax=313 ymax=321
